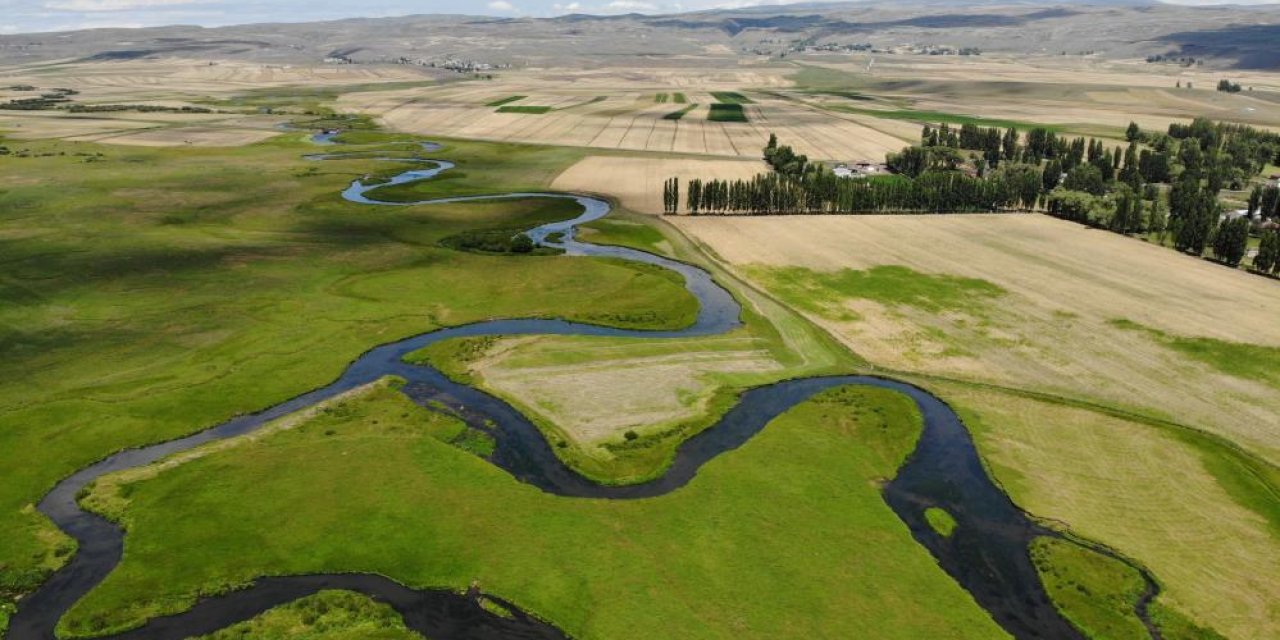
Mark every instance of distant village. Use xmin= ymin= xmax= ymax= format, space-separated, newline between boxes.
xmin=323 ymin=52 xmax=509 ymax=75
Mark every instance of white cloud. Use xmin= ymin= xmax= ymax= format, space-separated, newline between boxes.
xmin=43 ymin=0 xmax=201 ymax=11
xmin=606 ymin=0 xmax=657 ymax=9
xmin=487 ymin=0 xmax=517 ymax=12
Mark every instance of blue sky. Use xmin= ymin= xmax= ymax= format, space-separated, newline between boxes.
xmin=0 ymin=1 xmax=1272 ymax=34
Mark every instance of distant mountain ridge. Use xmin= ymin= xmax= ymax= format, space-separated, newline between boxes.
xmin=1 ymin=1 xmax=1276 ymax=70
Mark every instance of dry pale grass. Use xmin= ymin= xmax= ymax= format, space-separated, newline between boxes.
xmin=0 ymin=111 xmax=166 ymax=139
xmin=465 ymin=334 xmax=784 ymax=445
xmin=0 ymin=58 xmax=435 ymax=144
xmin=68 ymin=125 xmax=280 ymax=147
xmin=0 ymin=58 xmax=434 ymax=103
xmin=551 ymin=156 xmax=767 ymax=214
xmin=935 ymin=382 xmax=1279 ymax=640
xmin=672 ymin=213 xmax=1280 ymax=463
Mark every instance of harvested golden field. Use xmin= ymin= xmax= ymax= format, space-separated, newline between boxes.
xmin=0 ymin=58 xmax=440 ymax=146
xmin=671 ymin=213 xmax=1280 ymax=463
xmin=0 ymin=58 xmax=436 ymax=103
xmin=800 ymin=55 xmax=1280 ymax=132
xmin=551 ymin=156 xmax=767 ymax=213
xmin=935 ymin=382 xmax=1279 ymax=640
xmin=0 ymin=111 xmax=167 ymax=139
xmin=337 ymin=71 xmax=913 ymax=161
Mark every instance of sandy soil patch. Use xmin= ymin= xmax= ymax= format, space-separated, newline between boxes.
xmin=552 ymin=156 xmax=767 ymax=214
xmin=673 ymin=213 xmax=1280 ymax=462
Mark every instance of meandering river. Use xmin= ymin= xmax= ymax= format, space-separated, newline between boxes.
xmin=5 ymin=137 xmax=1157 ymax=640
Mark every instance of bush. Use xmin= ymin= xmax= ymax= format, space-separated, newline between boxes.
xmin=441 ymin=229 xmax=550 ymax=255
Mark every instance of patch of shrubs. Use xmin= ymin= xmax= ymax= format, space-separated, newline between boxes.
xmin=440 ymin=229 xmax=558 ymax=255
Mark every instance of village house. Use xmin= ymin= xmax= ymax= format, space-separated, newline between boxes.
xmin=832 ymin=162 xmax=888 ymax=178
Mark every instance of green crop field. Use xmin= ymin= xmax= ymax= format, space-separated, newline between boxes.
xmin=708 ymin=103 xmax=748 ymax=122
xmin=709 ymin=91 xmax=753 ymax=104
xmin=497 ymin=105 xmax=552 ymax=114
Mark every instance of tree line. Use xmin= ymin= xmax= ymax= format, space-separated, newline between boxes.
xmin=666 ymin=121 xmax=1280 ymax=278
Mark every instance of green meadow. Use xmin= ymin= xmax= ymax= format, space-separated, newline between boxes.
xmin=68 ymin=383 xmax=1010 ymax=639
xmin=0 ymin=132 xmax=696 ymax=615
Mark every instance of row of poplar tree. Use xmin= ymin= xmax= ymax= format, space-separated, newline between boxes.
xmin=664 ymin=120 xmax=1280 ymax=276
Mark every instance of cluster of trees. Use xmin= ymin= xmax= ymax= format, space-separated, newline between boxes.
xmin=1163 ymin=118 xmax=1280 ymax=185
xmin=1045 ymin=118 xmax=1279 ymax=274
xmin=1250 ymin=185 xmax=1280 ymax=219
xmin=1255 ymin=231 xmax=1280 ymax=275
xmin=661 ymin=177 xmax=681 ymax=214
xmin=681 ymin=169 xmax=1035 ymax=215
xmin=66 ymin=104 xmax=213 ymax=114
xmin=1212 ymin=217 xmax=1252 ymax=266
xmin=671 ymin=122 xmax=1280 ymax=279
xmin=0 ymin=87 xmax=78 ymax=111
xmin=763 ymin=134 xmax=815 ymax=177
xmin=1217 ymin=79 xmax=1244 ymax=93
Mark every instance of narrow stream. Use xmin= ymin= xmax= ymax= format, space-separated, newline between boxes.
xmin=5 ymin=136 xmax=1158 ymax=640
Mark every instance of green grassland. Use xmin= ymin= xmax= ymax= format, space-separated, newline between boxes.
xmin=1030 ymin=537 xmax=1227 ymax=640
xmin=935 ymin=380 xmax=1278 ymax=638
xmin=672 ymin=92 xmax=688 ymax=104
xmin=1109 ymin=318 xmax=1280 ymax=390
xmin=68 ymin=383 xmax=1011 ymax=640
xmin=195 ymin=590 xmax=420 ymax=640
xmin=1030 ymin=538 xmax=1150 ymax=640
xmin=708 ymin=103 xmax=748 ymax=123
xmin=404 ymin=211 xmax=861 ymax=484
xmin=403 ymin=286 xmax=849 ymax=484
xmin=743 ymin=264 xmax=1006 ymax=320
xmin=579 ymin=216 xmax=673 ymax=255
xmin=355 ymin=137 xmax=588 ymax=201
xmin=0 ymin=132 xmax=697 ymax=614
xmin=924 ymin=507 xmax=957 ymax=537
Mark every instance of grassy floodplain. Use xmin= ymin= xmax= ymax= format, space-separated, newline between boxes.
xmin=195 ymin=590 xmax=420 ymax=640
xmin=668 ymin=213 xmax=1280 ymax=637
xmin=0 ymin=132 xmax=700 ymax=618
xmin=940 ymin=382 xmax=1280 ymax=639
xmin=68 ymin=383 xmax=1012 ymax=639
xmin=404 ymin=209 xmax=858 ymax=484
